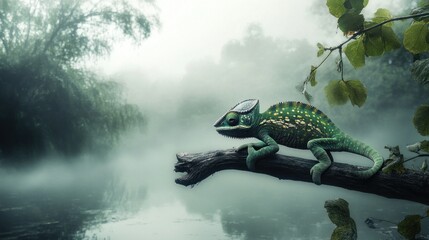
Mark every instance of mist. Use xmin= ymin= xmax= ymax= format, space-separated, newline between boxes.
xmin=1 ymin=0 xmax=428 ymax=239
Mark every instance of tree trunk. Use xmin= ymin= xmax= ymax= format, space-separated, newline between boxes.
xmin=174 ymin=149 xmax=429 ymax=205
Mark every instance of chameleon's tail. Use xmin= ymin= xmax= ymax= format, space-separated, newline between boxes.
xmin=342 ymin=135 xmax=384 ymax=179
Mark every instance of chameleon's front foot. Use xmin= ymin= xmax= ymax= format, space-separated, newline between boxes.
xmin=237 ymin=138 xmax=278 ymax=172
xmin=236 ymin=142 xmax=267 ymax=152
xmin=246 ymin=146 xmax=257 ymax=171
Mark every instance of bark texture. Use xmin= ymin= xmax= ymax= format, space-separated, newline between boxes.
xmin=175 ymin=149 xmax=429 ymax=205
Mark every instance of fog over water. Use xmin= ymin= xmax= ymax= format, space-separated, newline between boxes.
xmin=1 ymin=1 xmax=428 ymax=239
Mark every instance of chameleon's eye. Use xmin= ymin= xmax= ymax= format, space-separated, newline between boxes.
xmin=226 ymin=112 xmax=239 ymax=126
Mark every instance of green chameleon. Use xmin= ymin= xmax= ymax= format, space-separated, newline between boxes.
xmin=214 ymin=99 xmax=383 ymax=185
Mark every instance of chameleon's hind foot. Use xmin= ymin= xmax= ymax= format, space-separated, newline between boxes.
xmin=310 ymin=163 xmax=329 ymax=185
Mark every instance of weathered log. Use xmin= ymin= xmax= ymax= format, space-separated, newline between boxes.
xmin=174 ymin=149 xmax=429 ymax=205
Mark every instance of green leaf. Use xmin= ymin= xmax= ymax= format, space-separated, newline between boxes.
xmin=326 ymin=0 xmax=347 ymax=18
xmin=346 ymin=0 xmax=366 ymax=13
xmin=304 ymin=91 xmax=313 ymax=103
xmin=413 ymin=105 xmax=429 ymax=136
xmin=381 ymin=25 xmax=401 ymax=52
xmin=373 ymin=8 xmax=393 ymax=27
xmin=427 ymin=209 xmax=429 ymax=217
xmin=422 ymin=160 xmax=428 ymax=171
xmin=364 ymin=21 xmax=382 ymax=36
xmin=338 ymin=13 xmax=364 ymax=33
xmin=404 ymin=21 xmax=429 ymax=54
xmin=344 ymin=80 xmax=367 ymax=107
xmin=421 ymin=140 xmax=429 ymax=153
xmin=364 ymin=35 xmax=384 ymax=56
xmin=325 ymin=80 xmax=349 ymax=106
xmin=309 ymin=66 xmax=317 ymax=86
xmin=317 ymin=43 xmax=325 ymax=57
xmin=411 ymin=5 xmax=429 ymax=22
xmin=411 ymin=59 xmax=429 ymax=85
xmin=344 ymin=38 xmax=365 ymax=68
xmin=397 ymin=215 xmax=422 ymax=240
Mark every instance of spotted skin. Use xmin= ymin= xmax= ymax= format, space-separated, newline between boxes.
xmin=215 ymin=100 xmax=383 ymax=185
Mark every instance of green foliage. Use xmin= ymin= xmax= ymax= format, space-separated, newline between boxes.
xmin=411 ymin=59 xmax=429 ymax=85
xmin=309 ymin=66 xmax=317 ymax=86
xmin=413 ymin=105 xmax=429 ymax=136
xmin=0 ymin=0 xmax=155 ymax=161
xmin=317 ymin=43 xmax=325 ymax=57
xmin=361 ymin=25 xmax=401 ymax=57
xmin=324 ymin=80 xmax=367 ymax=107
xmin=324 ymin=198 xmax=357 ymax=240
xmin=326 ymin=0 xmax=347 ymax=18
xmin=381 ymin=26 xmax=401 ymax=51
xmin=326 ymin=0 xmax=367 ymax=34
xmin=403 ymin=21 xmax=429 ymax=54
xmin=364 ymin=21 xmax=381 ymax=36
xmin=411 ymin=4 xmax=429 ymax=21
xmin=326 ymin=0 xmax=368 ymax=19
xmin=344 ymin=38 xmax=365 ymax=68
xmin=338 ymin=13 xmax=364 ymax=33
xmin=372 ymin=8 xmax=393 ymax=27
xmin=422 ymin=159 xmax=428 ymax=171
xmin=421 ymin=140 xmax=429 ymax=152
xmin=325 ymin=80 xmax=350 ymax=105
xmin=306 ymin=2 xmax=419 ymax=110
xmin=345 ymin=80 xmax=367 ymax=107
xmin=364 ymin=35 xmax=384 ymax=56
xmin=397 ymin=215 xmax=422 ymax=240
xmin=304 ymin=91 xmax=314 ymax=103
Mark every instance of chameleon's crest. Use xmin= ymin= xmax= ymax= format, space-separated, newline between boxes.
xmin=214 ymin=99 xmax=260 ymax=138
xmin=231 ymin=99 xmax=259 ymax=113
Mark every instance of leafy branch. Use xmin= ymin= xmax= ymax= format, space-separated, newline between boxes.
xmin=324 ymin=12 xmax=429 ymax=52
xmin=365 ymin=212 xmax=429 ymax=240
xmin=300 ymin=0 xmax=429 ymax=141
xmin=300 ymin=1 xmax=429 ymax=109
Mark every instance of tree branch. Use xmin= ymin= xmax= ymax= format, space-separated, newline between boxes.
xmin=404 ymin=154 xmax=429 ymax=163
xmin=325 ymin=12 xmax=429 ymax=51
xmin=175 ymin=149 xmax=429 ymax=205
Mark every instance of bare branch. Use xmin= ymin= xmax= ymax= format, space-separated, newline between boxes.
xmin=175 ymin=149 xmax=429 ymax=205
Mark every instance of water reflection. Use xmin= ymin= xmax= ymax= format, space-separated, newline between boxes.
xmin=0 ymin=159 xmax=147 ymax=240
xmin=84 ymin=202 xmax=228 ymax=240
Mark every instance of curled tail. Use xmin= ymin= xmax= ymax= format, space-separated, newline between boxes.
xmin=342 ymin=135 xmax=384 ymax=179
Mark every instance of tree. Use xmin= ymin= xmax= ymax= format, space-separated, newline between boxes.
xmin=0 ymin=0 xmax=156 ymax=162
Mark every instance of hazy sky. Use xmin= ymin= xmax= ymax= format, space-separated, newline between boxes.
xmin=99 ymin=1 xmax=322 ymax=77
xmin=97 ymin=0 xmax=408 ymax=80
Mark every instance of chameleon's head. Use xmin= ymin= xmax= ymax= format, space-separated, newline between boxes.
xmin=214 ymin=99 xmax=260 ymax=138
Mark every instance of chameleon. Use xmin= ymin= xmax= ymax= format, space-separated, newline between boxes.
xmin=213 ymin=99 xmax=383 ymax=185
